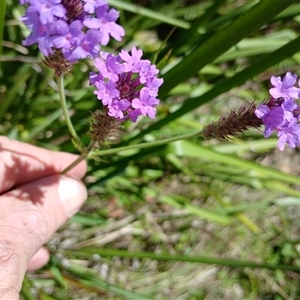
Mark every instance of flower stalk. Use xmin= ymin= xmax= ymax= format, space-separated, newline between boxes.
xmin=94 ymin=130 xmax=203 ymax=156
xmin=62 ymin=141 xmax=94 ymax=174
xmin=56 ymin=75 xmax=85 ymax=152
xmin=62 ymin=130 xmax=203 ymax=173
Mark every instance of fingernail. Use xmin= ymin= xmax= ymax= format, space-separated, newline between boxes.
xmin=58 ymin=176 xmax=87 ymax=218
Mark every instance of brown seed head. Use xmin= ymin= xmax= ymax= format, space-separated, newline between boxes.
xmin=202 ymin=101 xmax=263 ymax=140
xmin=89 ymin=110 xmax=123 ymax=148
xmin=43 ymin=49 xmax=74 ymax=76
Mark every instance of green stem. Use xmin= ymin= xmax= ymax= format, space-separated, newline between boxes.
xmin=61 ymin=141 xmax=94 ymax=174
xmin=61 ymin=151 xmax=89 ymax=175
xmin=94 ymin=130 xmax=202 ymax=156
xmin=69 ymin=248 xmax=300 ymax=272
xmin=56 ymin=75 xmax=84 ymax=152
xmin=62 ymin=130 xmax=202 ymax=173
xmin=0 ymin=0 xmax=6 ymax=75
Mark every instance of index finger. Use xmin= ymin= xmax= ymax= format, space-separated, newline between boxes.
xmin=0 ymin=136 xmax=87 ymax=194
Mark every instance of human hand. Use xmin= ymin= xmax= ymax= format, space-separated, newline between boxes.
xmin=0 ymin=137 xmax=87 ymax=299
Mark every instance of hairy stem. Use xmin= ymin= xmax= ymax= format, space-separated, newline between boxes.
xmin=62 ymin=130 xmax=203 ymax=173
xmin=93 ymin=130 xmax=203 ymax=156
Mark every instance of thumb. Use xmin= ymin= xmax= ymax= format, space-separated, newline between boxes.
xmin=0 ymin=175 xmax=87 ymax=299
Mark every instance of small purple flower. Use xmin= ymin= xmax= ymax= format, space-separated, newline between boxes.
xmin=90 ymin=47 xmax=163 ymax=122
xmin=281 ymin=98 xmax=297 ymax=122
xmin=63 ymin=29 xmax=102 ymax=62
xmin=108 ymin=99 xmax=131 ymax=119
xmin=94 ymin=80 xmax=119 ymax=106
xmin=131 ymin=88 xmax=159 ymax=120
xmin=21 ymin=11 xmax=54 ymax=56
xmin=146 ymin=77 xmax=164 ymax=97
xmin=83 ymin=5 xmax=125 ymax=45
xmin=119 ymin=47 xmax=143 ymax=72
xmin=139 ymin=62 xmax=159 ymax=83
xmin=94 ymin=52 xmax=124 ymax=82
xmin=255 ymin=105 xmax=285 ymax=137
xmin=89 ymin=71 xmax=103 ymax=85
xmin=256 ymin=72 xmax=300 ymax=151
xmin=277 ymin=118 xmax=300 ymax=151
xmin=83 ymin=0 xmax=108 ymax=14
xmin=269 ymin=72 xmax=300 ymax=99
xmin=27 ymin=1 xmax=66 ymax=25
xmin=51 ymin=20 xmax=83 ymax=49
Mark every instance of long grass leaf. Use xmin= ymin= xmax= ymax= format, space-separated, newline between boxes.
xmin=0 ymin=0 xmax=6 ymax=75
xmin=160 ymin=194 xmax=232 ymax=225
xmin=64 ymin=263 xmax=154 ymax=300
xmin=108 ymin=0 xmax=190 ymax=29
xmin=167 ymin=140 xmax=300 ymax=185
xmin=159 ymin=0 xmax=295 ymax=96
xmin=76 ymin=248 xmax=300 ymax=272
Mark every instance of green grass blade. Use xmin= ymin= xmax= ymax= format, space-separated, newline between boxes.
xmin=275 ymin=3 xmax=300 ymax=19
xmin=81 ymin=278 xmax=154 ymax=300
xmin=167 ymin=140 xmax=300 ymax=186
xmin=189 ymin=0 xmax=227 ymax=30
xmin=26 ymin=108 xmax=64 ymax=140
xmin=172 ymin=0 xmax=227 ymax=51
xmin=214 ymin=31 xmax=296 ymax=63
xmin=63 ymin=263 xmax=154 ymax=300
xmin=206 ymin=1 xmax=257 ymax=32
xmin=159 ymin=0 xmax=295 ymax=96
xmin=75 ymin=248 xmax=300 ymax=272
xmin=49 ymin=265 xmax=67 ymax=288
xmin=69 ymin=213 xmax=106 ymax=226
xmin=40 ymin=293 xmax=60 ymax=300
xmin=21 ymin=276 xmax=36 ymax=300
xmin=160 ymin=194 xmax=232 ymax=225
xmin=0 ymin=65 xmax=31 ymax=123
xmin=108 ymin=0 xmax=190 ymax=29
xmin=0 ymin=0 xmax=6 ymax=75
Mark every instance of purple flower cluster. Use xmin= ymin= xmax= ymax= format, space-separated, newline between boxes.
xmin=255 ymin=72 xmax=300 ymax=151
xmin=20 ymin=0 xmax=125 ymax=62
xmin=89 ymin=47 xmax=163 ymax=122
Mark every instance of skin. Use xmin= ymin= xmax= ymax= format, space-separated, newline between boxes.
xmin=0 ymin=136 xmax=87 ymax=299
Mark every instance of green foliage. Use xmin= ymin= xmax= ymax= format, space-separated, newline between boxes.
xmin=0 ymin=0 xmax=6 ymax=74
xmin=3 ymin=0 xmax=300 ymax=299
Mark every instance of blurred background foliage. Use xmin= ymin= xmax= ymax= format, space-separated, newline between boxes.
xmin=2 ymin=0 xmax=300 ymax=299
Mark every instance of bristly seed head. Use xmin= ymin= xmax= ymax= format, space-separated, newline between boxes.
xmin=43 ymin=49 xmax=74 ymax=76
xmin=202 ymin=101 xmax=263 ymax=140
xmin=89 ymin=110 xmax=122 ymax=148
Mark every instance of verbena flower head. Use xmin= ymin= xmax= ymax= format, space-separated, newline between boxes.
xmin=89 ymin=47 xmax=163 ymax=123
xmin=20 ymin=0 xmax=125 ymax=63
xmin=255 ymin=72 xmax=300 ymax=151
xmin=277 ymin=118 xmax=300 ymax=151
